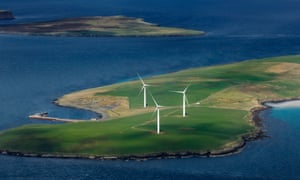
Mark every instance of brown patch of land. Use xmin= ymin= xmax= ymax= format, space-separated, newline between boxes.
xmin=201 ymin=86 xmax=262 ymax=111
xmin=56 ymin=91 xmax=129 ymax=119
xmin=266 ymin=62 xmax=300 ymax=74
xmin=0 ymin=16 xmax=204 ymax=37
xmin=56 ymin=86 xmax=155 ymax=119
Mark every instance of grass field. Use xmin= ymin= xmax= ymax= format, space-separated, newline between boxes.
xmin=0 ymin=55 xmax=299 ymax=156
xmin=0 ymin=108 xmax=250 ymax=155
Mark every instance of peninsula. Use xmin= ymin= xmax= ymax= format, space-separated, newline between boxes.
xmin=0 ymin=55 xmax=299 ymax=160
xmin=0 ymin=10 xmax=14 ymax=20
xmin=0 ymin=16 xmax=204 ymax=37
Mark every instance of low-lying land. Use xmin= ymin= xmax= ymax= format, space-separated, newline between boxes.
xmin=0 ymin=16 xmax=204 ymax=37
xmin=0 ymin=10 xmax=14 ymax=20
xmin=0 ymin=55 xmax=299 ymax=159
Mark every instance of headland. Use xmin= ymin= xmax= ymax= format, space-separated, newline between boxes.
xmin=0 ymin=16 xmax=204 ymax=37
xmin=0 ymin=55 xmax=299 ymax=160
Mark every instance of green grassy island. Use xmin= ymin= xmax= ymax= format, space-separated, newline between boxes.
xmin=0 ymin=16 xmax=204 ymax=37
xmin=0 ymin=55 xmax=299 ymax=160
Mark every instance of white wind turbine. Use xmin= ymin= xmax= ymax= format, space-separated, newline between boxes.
xmin=171 ymin=84 xmax=190 ymax=117
xmin=137 ymin=73 xmax=151 ymax=108
xmin=151 ymin=95 xmax=163 ymax=134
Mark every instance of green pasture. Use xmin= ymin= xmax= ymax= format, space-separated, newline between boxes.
xmin=0 ymin=107 xmax=251 ymax=155
xmin=0 ymin=55 xmax=299 ymax=156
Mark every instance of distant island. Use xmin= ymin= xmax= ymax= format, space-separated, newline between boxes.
xmin=0 ymin=55 xmax=299 ymax=160
xmin=0 ymin=16 xmax=204 ymax=37
xmin=0 ymin=10 xmax=14 ymax=20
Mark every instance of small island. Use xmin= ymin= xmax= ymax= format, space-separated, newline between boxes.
xmin=0 ymin=55 xmax=299 ymax=160
xmin=0 ymin=16 xmax=204 ymax=37
xmin=0 ymin=10 xmax=14 ymax=20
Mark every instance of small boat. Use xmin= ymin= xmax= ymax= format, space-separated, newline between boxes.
xmin=39 ymin=112 xmax=48 ymax=117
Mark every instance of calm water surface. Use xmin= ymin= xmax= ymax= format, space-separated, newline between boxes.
xmin=1 ymin=0 xmax=300 ymax=179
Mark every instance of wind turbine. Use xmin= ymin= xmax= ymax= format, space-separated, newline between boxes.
xmin=137 ymin=73 xmax=151 ymax=108
xmin=151 ymin=95 xmax=163 ymax=134
xmin=171 ymin=84 xmax=190 ymax=117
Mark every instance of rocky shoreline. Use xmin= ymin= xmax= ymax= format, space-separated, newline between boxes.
xmin=52 ymin=98 xmax=106 ymax=120
xmin=1 ymin=99 xmax=288 ymax=161
xmin=0 ymin=131 xmax=262 ymax=161
xmin=0 ymin=136 xmax=249 ymax=161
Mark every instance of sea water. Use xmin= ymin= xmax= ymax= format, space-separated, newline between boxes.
xmin=1 ymin=0 xmax=300 ymax=179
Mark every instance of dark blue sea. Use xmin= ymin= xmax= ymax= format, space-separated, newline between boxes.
xmin=1 ymin=0 xmax=300 ymax=179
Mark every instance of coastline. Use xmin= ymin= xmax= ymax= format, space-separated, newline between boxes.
xmin=2 ymin=98 xmax=292 ymax=161
xmin=0 ymin=133 xmax=248 ymax=160
xmin=1 ymin=56 xmax=299 ymax=161
xmin=263 ymin=99 xmax=300 ymax=108
xmin=0 ymin=16 xmax=204 ymax=37
xmin=53 ymin=99 xmax=110 ymax=121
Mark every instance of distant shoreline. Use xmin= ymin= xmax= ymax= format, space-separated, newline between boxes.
xmin=0 ymin=16 xmax=204 ymax=37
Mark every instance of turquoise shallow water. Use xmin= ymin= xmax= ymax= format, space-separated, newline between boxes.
xmin=270 ymin=107 xmax=300 ymax=129
xmin=1 ymin=0 xmax=300 ymax=179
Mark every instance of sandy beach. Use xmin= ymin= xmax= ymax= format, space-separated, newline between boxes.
xmin=265 ymin=100 xmax=300 ymax=108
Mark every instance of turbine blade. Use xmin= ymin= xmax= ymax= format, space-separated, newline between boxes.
xmin=151 ymin=108 xmax=157 ymax=119
xmin=150 ymin=94 xmax=159 ymax=107
xmin=185 ymin=96 xmax=189 ymax=105
xmin=184 ymin=84 xmax=191 ymax=93
xmin=138 ymin=86 xmax=144 ymax=96
xmin=137 ymin=73 xmax=145 ymax=85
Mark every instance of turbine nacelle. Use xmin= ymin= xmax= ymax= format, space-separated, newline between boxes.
xmin=151 ymin=94 xmax=164 ymax=134
xmin=137 ymin=73 xmax=151 ymax=87
xmin=141 ymin=83 xmax=151 ymax=89
xmin=170 ymin=84 xmax=191 ymax=117
xmin=170 ymin=84 xmax=190 ymax=94
xmin=154 ymin=105 xmax=164 ymax=112
xmin=151 ymin=94 xmax=161 ymax=108
xmin=137 ymin=73 xmax=151 ymax=108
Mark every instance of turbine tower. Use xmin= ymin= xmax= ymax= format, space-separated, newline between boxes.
xmin=137 ymin=73 xmax=150 ymax=108
xmin=171 ymin=84 xmax=190 ymax=117
xmin=151 ymin=95 xmax=163 ymax=134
